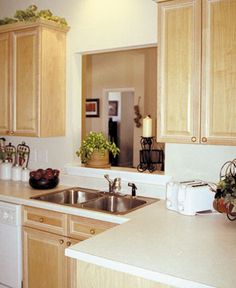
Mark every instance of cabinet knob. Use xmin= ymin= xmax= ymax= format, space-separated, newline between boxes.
xmin=59 ymin=239 xmax=64 ymax=244
xmin=39 ymin=217 xmax=44 ymax=223
xmin=9 ymin=130 xmax=14 ymax=135
xmin=202 ymin=137 xmax=207 ymax=143
xmin=90 ymin=229 xmax=95 ymax=235
xmin=191 ymin=136 xmax=197 ymax=142
xmin=66 ymin=241 xmax=71 ymax=247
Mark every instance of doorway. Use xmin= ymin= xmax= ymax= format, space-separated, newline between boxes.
xmin=106 ymin=90 xmax=134 ymax=167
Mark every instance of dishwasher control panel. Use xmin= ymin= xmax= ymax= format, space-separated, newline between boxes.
xmin=0 ymin=201 xmax=21 ymax=226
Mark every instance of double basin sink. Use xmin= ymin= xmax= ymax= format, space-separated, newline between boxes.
xmin=31 ymin=187 xmax=158 ymax=215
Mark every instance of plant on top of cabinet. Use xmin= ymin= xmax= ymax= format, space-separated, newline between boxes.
xmin=0 ymin=19 xmax=69 ymax=137
xmin=157 ymin=0 xmax=236 ymax=145
xmin=0 ymin=5 xmax=68 ymax=27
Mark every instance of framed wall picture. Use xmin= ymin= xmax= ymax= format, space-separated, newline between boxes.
xmin=86 ymin=99 xmax=100 ymax=117
xmin=108 ymin=100 xmax=118 ymax=116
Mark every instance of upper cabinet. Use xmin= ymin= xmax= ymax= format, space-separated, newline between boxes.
xmin=0 ymin=21 xmax=69 ymax=137
xmin=157 ymin=0 xmax=236 ymax=145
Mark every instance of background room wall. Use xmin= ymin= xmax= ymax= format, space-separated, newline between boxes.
xmin=0 ymin=0 xmax=236 ymax=182
xmin=84 ymin=47 xmax=157 ymax=167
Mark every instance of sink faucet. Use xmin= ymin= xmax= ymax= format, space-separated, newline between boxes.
xmin=104 ymin=174 xmax=121 ymax=194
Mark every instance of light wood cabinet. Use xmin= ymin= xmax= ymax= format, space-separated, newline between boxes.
xmin=157 ymin=0 xmax=236 ymax=145
xmin=0 ymin=21 xmax=68 ymax=137
xmin=0 ymin=33 xmax=10 ymax=132
xmin=23 ymin=206 xmax=117 ymax=288
xmin=68 ymin=214 xmax=117 ymax=241
xmin=23 ymin=227 xmax=69 ymax=288
xmin=76 ymin=261 xmax=174 ymax=288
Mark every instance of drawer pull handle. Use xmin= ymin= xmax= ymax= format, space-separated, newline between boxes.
xmin=59 ymin=239 xmax=64 ymax=244
xmin=39 ymin=217 xmax=44 ymax=223
xmin=90 ymin=229 xmax=95 ymax=235
xmin=191 ymin=136 xmax=197 ymax=142
xmin=66 ymin=241 xmax=71 ymax=247
xmin=202 ymin=137 xmax=207 ymax=143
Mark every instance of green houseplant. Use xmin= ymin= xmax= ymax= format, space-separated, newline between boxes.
xmin=76 ymin=132 xmax=120 ymax=168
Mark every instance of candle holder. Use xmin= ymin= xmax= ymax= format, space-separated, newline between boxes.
xmin=137 ymin=137 xmax=164 ymax=173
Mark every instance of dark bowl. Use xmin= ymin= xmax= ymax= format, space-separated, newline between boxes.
xmin=29 ymin=176 xmax=59 ymax=190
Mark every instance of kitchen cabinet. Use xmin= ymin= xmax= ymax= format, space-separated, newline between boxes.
xmin=23 ymin=206 xmax=117 ymax=288
xmin=23 ymin=227 xmax=73 ymax=288
xmin=0 ymin=21 xmax=68 ymax=137
xmin=68 ymin=214 xmax=117 ymax=241
xmin=157 ymin=0 xmax=236 ymax=145
xmin=76 ymin=261 xmax=174 ymax=288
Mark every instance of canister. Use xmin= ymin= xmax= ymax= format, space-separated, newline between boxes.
xmin=21 ymin=168 xmax=30 ymax=182
xmin=0 ymin=160 xmax=13 ymax=180
xmin=12 ymin=164 xmax=22 ymax=181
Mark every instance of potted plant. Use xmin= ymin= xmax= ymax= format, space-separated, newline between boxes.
xmin=76 ymin=132 xmax=120 ymax=168
xmin=213 ymin=159 xmax=236 ymax=221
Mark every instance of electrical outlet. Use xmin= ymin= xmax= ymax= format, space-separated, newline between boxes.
xmin=30 ymin=149 xmax=37 ymax=162
xmin=36 ymin=150 xmax=48 ymax=163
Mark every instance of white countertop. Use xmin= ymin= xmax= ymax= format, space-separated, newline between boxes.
xmin=0 ymin=179 xmax=235 ymax=288
xmin=66 ymin=200 xmax=236 ymax=288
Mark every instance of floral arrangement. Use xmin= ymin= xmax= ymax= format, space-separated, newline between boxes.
xmin=213 ymin=159 xmax=236 ymax=221
xmin=0 ymin=5 xmax=68 ymax=27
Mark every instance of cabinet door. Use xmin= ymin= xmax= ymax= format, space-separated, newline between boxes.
xmin=66 ymin=238 xmax=79 ymax=288
xmin=201 ymin=0 xmax=236 ymax=145
xmin=12 ymin=28 xmax=39 ymax=136
xmin=23 ymin=227 xmax=67 ymax=288
xmin=157 ymin=0 xmax=201 ymax=143
xmin=0 ymin=33 xmax=10 ymax=134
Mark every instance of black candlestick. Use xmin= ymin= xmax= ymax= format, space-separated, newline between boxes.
xmin=137 ymin=137 xmax=156 ymax=173
xmin=137 ymin=137 xmax=165 ymax=173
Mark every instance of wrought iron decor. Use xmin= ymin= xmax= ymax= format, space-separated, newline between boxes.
xmin=137 ymin=137 xmax=164 ymax=173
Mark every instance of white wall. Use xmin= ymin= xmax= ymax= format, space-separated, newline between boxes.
xmin=1 ymin=0 xmax=236 ymax=182
xmin=0 ymin=0 xmax=157 ymax=172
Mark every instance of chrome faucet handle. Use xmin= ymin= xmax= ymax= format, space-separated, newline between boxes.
xmin=104 ymin=174 xmax=111 ymax=183
xmin=104 ymin=174 xmax=113 ymax=192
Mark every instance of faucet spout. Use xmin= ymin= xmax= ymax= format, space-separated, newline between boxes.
xmin=104 ymin=174 xmax=121 ymax=194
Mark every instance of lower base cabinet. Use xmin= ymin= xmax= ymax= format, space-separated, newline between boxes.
xmin=23 ymin=227 xmax=78 ymax=288
xmin=76 ymin=261 xmax=174 ymax=288
xmin=22 ymin=206 xmax=117 ymax=288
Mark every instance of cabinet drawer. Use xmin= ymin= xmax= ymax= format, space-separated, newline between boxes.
xmin=68 ymin=215 xmax=117 ymax=240
xmin=23 ymin=206 xmax=67 ymax=235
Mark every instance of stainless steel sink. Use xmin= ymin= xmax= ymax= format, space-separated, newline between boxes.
xmin=31 ymin=187 xmax=158 ymax=214
xmin=82 ymin=195 xmax=147 ymax=214
xmin=31 ymin=187 xmax=100 ymax=205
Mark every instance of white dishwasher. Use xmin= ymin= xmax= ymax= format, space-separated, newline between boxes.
xmin=0 ymin=201 xmax=22 ymax=288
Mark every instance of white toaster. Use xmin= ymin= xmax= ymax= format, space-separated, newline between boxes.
xmin=166 ymin=180 xmax=215 ymax=215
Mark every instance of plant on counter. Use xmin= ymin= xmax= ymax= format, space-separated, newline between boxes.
xmin=213 ymin=159 xmax=236 ymax=221
xmin=0 ymin=5 xmax=68 ymax=27
xmin=76 ymin=131 xmax=120 ymax=164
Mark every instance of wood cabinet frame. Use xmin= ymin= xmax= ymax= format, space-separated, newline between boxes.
xmin=23 ymin=206 xmax=117 ymax=288
xmin=0 ymin=21 xmax=68 ymax=137
xmin=157 ymin=0 xmax=236 ymax=145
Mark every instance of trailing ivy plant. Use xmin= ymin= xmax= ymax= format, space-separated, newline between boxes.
xmin=0 ymin=5 xmax=68 ymax=27
xmin=76 ymin=132 xmax=120 ymax=164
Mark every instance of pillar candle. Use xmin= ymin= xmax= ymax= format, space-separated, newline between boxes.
xmin=142 ymin=116 xmax=152 ymax=137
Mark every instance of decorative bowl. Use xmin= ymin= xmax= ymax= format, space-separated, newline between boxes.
xmin=29 ymin=176 xmax=59 ymax=190
xmin=29 ymin=168 xmax=60 ymax=190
